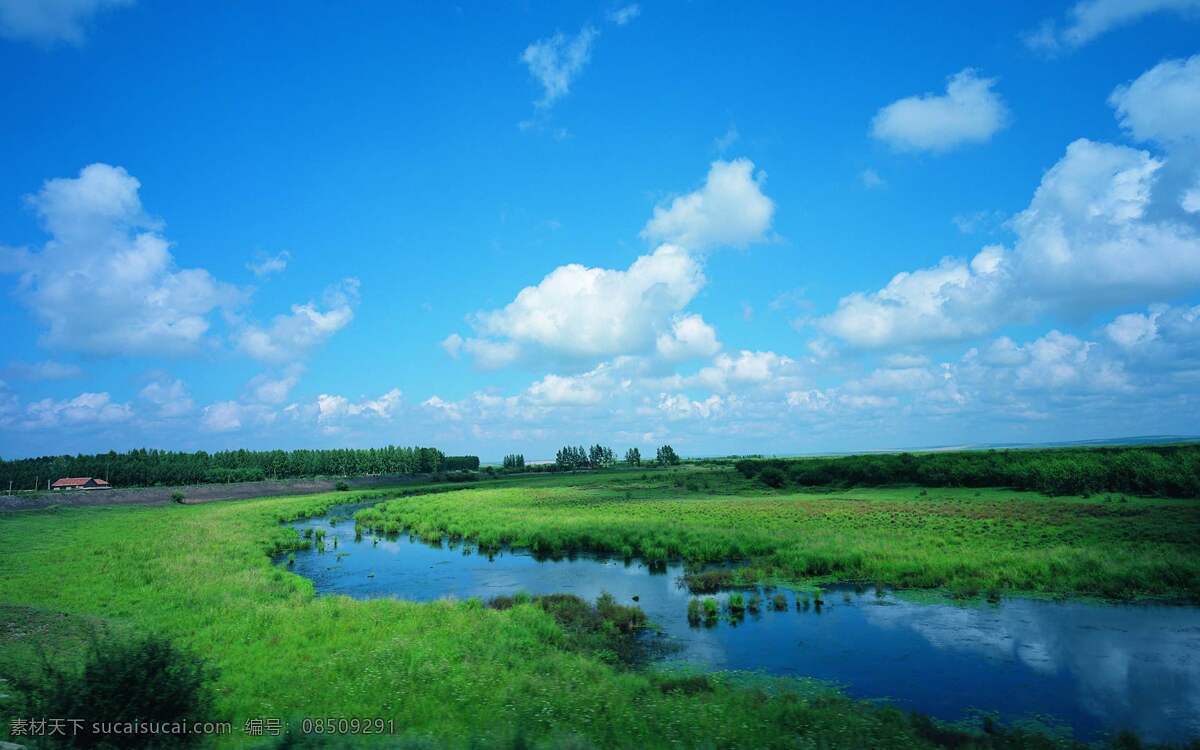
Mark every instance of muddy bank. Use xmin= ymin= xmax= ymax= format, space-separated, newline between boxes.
xmin=0 ymin=474 xmax=425 ymax=511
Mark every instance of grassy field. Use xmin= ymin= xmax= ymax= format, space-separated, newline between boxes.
xmin=1 ymin=467 xmax=1197 ymax=748
xmin=356 ymin=465 xmax=1200 ymax=601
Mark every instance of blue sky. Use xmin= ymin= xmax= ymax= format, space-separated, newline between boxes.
xmin=2 ymin=1 xmax=1199 ymax=460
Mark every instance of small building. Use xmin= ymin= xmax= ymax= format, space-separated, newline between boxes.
xmin=50 ymin=477 xmax=112 ymax=491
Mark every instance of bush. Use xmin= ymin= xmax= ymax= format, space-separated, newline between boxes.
xmin=170 ymin=491 xmax=185 ymax=504
xmin=9 ymin=631 xmax=215 ymax=748
xmin=758 ymin=466 xmax=787 ymax=488
xmin=335 ymin=481 xmax=350 ymax=491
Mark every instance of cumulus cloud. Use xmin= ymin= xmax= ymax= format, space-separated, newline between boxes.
xmin=1011 ymin=139 xmax=1200 ymax=303
xmin=1025 ymin=0 xmax=1200 ymax=53
xmin=658 ymin=393 xmax=724 ymax=420
xmin=0 ymin=0 xmax=132 ymax=45
xmin=4 ymin=164 xmax=244 ymax=356
xmin=139 ymin=377 xmax=194 ymax=418
xmin=1109 ymin=53 xmax=1200 ymax=146
xmin=694 ymin=350 xmax=803 ymax=392
xmin=461 ymin=244 xmax=704 ymax=366
xmin=641 ymin=159 xmax=775 ymax=250
xmin=870 ymin=69 xmax=1009 ymax=153
xmin=820 ymin=132 xmax=1200 ymax=348
xmin=235 ymin=278 xmax=359 ymax=363
xmin=24 ymin=391 xmax=133 ymax=429
xmin=4 ymin=360 xmax=82 ymax=381
xmin=819 ymin=248 xmax=1010 ymax=348
xmin=521 ymin=25 xmax=597 ymax=110
xmin=316 ymin=388 xmax=403 ymax=424
xmin=200 ymin=401 xmax=242 ymax=432
xmin=246 ymin=250 xmax=290 ymax=278
xmin=655 ymin=314 xmax=721 ymax=361
xmin=527 ymin=372 xmax=609 ymax=406
xmin=246 ymin=367 xmax=301 ymax=405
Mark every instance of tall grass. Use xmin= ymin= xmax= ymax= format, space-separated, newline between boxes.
xmin=352 ymin=469 xmax=1200 ymax=601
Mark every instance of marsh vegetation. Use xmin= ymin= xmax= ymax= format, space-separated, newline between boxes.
xmin=1 ymin=451 xmax=1197 ymax=748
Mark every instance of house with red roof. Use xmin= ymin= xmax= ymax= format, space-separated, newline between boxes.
xmin=50 ymin=477 xmax=112 ymax=491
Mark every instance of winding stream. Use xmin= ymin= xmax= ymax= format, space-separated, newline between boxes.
xmin=283 ymin=507 xmax=1200 ymax=744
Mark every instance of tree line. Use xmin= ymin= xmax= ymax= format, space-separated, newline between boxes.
xmin=0 ymin=446 xmax=478 ymax=489
xmin=549 ymin=444 xmax=678 ymax=470
xmin=734 ymin=444 xmax=1200 ymax=498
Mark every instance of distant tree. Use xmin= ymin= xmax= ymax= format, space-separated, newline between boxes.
xmin=502 ymin=454 xmax=525 ymax=470
xmin=556 ymin=445 xmax=588 ymax=470
xmin=656 ymin=445 xmax=681 ymax=466
xmin=589 ymin=444 xmax=615 ymax=468
xmin=625 ymin=448 xmax=641 ymax=466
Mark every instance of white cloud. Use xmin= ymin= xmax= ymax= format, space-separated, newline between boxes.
xmin=819 ymin=249 xmax=1009 ymax=348
xmin=25 ymin=391 xmax=133 ymax=429
xmin=714 ymin=125 xmax=739 ymax=153
xmin=860 ymin=169 xmax=886 ymax=189
xmin=4 ymin=164 xmax=243 ymax=356
xmin=658 ymin=393 xmax=724 ymax=420
xmin=440 ymin=333 xmax=464 ymax=358
xmin=0 ymin=0 xmax=132 ymax=45
xmin=521 ymin=25 xmax=597 ymax=109
xmin=870 ymin=69 xmax=1009 ymax=153
xmin=316 ymin=388 xmax=403 ymax=424
xmin=247 ymin=367 xmax=301 ymax=405
xmin=459 ymin=337 xmax=521 ymax=369
xmin=1109 ymin=54 xmax=1200 ymax=145
xmin=1183 ymin=184 xmax=1200 ymax=214
xmin=655 ymin=314 xmax=721 ymax=361
xmin=5 ymin=360 xmax=82 ymax=381
xmin=641 ymin=159 xmax=775 ymax=250
xmin=462 ymin=244 xmax=704 ymax=365
xmin=1011 ymin=139 xmax=1200 ymax=303
xmin=235 ymin=278 xmax=359 ymax=363
xmin=607 ymin=4 xmax=640 ymax=25
xmin=246 ymin=250 xmax=290 ymax=278
xmin=1025 ymin=0 xmax=1200 ymax=52
xmin=527 ymin=373 xmax=608 ymax=406
xmin=820 ymin=131 xmax=1200 ymax=348
xmin=422 ymin=395 xmax=463 ymax=421
xmin=694 ymin=349 xmax=803 ymax=392
xmin=200 ymin=401 xmax=242 ymax=432
xmin=139 ymin=377 xmax=194 ymax=418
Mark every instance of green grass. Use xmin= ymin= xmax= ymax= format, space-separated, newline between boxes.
xmin=1 ymin=472 xmax=1196 ymax=748
xmin=355 ymin=466 xmax=1200 ymax=601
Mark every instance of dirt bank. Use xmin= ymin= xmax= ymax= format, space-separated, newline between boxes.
xmin=0 ymin=474 xmax=425 ymax=512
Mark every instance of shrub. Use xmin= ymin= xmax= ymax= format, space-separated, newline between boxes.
xmin=758 ymin=466 xmax=787 ymax=488
xmin=335 ymin=481 xmax=350 ymax=491
xmin=170 ymin=491 xmax=185 ymax=504
xmin=9 ymin=631 xmax=215 ymax=748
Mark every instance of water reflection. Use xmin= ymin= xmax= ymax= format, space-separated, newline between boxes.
xmin=284 ymin=510 xmax=1200 ymax=744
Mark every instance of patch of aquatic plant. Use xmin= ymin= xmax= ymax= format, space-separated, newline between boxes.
xmin=727 ymin=592 xmax=746 ymax=617
xmin=485 ymin=592 xmax=648 ymax=665
xmin=770 ymin=592 xmax=788 ymax=611
xmin=681 ymin=568 xmax=755 ymax=593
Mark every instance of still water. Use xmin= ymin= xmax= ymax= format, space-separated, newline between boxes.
xmin=284 ymin=509 xmax=1200 ymax=744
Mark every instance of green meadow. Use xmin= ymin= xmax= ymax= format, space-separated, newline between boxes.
xmin=357 ymin=466 xmax=1200 ymax=601
xmin=1 ymin=464 xmax=1197 ymax=749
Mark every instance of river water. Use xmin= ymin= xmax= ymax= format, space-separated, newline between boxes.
xmin=284 ymin=509 xmax=1200 ymax=744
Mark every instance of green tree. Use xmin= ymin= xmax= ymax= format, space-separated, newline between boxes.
xmin=625 ymin=447 xmax=641 ymax=466
xmin=656 ymin=445 xmax=680 ymax=466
